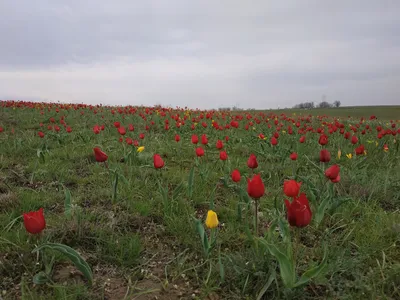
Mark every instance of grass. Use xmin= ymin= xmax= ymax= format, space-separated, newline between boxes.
xmin=0 ymin=102 xmax=400 ymax=299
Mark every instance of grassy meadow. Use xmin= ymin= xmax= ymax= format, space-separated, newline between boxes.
xmin=1 ymin=101 xmax=399 ymax=299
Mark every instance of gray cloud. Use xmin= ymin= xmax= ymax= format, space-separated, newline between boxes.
xmin=0 ymin=0 xmax=399 ymax=109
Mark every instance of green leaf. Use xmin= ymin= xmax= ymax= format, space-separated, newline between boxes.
xmin=315 ymin=196 xmax=331 ymax=226
xmin=256 ymin=269 xmax=276 ymax=300
xmin=278 ymin=217 xmax=291 ymax=244
xmin=294 ymin=246 xmax=328 ymax=287
xmin=32 ymin=243 xmax=93 ymax=284
xmin=112 ymin=171 xmax=119 ymax=203
xmin=64 ymin=187 xmax=72 ymax=218
xmin=195 ymin=218 xmax=209 ymax=257
xmin=187 ymin=166 xmax=195 ymax=198
xmin=218 ymin=250 xmax=225 ymax=282
xmin=259 ymin=239 xmax=295 ymax=288
xmin=172 ymin=182 xmax=185 ymax=200
xmin=33 ymin=271 xmax=49 ymax=285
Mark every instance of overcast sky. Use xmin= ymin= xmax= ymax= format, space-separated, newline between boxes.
xmin=0 ymin=1 xmax=399 ymax=109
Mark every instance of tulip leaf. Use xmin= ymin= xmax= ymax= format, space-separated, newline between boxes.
xmin=172 ymin=182 xmax=185 ymax=200
xmin=294 ymin=246 xmax=328 ymax=287
xmin=64 ymin=187 xmax=72 ymax=218
xmin=259 ymin=239 xmax=295 ymax=288
xmin=33 ymin=271 xmax=49 ymax=285
xmin=195 ymin=218 xmax=209 ymax=257
xmin=256 ymin=269 xmax=276 ymax=300
xmin=32 ymin=243 xmax=93 ymax=285
xmin=315 ymin=196 xmax=331 ymax=226
xmin=187 ymin=166 xmax=195 ymax=198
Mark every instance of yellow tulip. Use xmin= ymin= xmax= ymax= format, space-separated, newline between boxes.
xmin=346 ymin=153 xmax=352 ymax=159
xmin=137 ymin=146 xmax=145 ymax=153
xmin=375 ymin=141 xmax=378 ymax=147
xmin=337 ymin=149 xmax=342 ymax=159
xmin=205 ymin=210 xmax=219 ymax=229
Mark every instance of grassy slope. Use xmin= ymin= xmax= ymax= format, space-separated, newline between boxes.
xmin=0 ymin=105 xmax=399 ymax=300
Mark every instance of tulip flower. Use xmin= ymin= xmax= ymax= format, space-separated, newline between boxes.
xmin=231 ymin=169 xmax=241 ymax=182
xmin=23 ymin=208 xmax=46 ymax=234
xmin=137 ymin=146 xmax=145 ymax=153
xmin=153 ymin=154 xmax=165 ymax=169
xmin=219 ymin=151 xmax=228 ymax=161
xmin=247 ymin=174 xmax=265 ymax=199
xmin=191 ymin=135 xmax=199 ymax=144
xmin=247 ymin=154 xmax=258 ymax=169
xmin=284 ymin=193 xmax=312 ymax=227
xmin=325 ymin=164 xmax=340 ymax=182
xmin=290 ymin=152 xmax=298 ymax=161
xmin=93 ymin=147 xmax=108 ymax=162
xmin=205 ymin=210 xmax=219 ymax=229
xmin=283 ymin=180 xmax=302 ymax=198
xmin=320 ymin=149 xmax=331 ymax=162
xmin=196 ymin=147 xmax=205 ymax=157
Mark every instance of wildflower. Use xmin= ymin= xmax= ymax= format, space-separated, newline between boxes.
xmin=137 ymin=146 xmax=145 ymax=153
xmin=196 ymin=147 xmax=205 ymax=157
xmin=283 ymin=180 xmax=302 ymax=198
xmin=205 ymin=210 xmax=219 ymax=229
xmin=247 ymin=174 xmax=265 ymax=199
xmin=290 ymin=152 xmax=298 ymax=161
xmin=325 ymin=165 xmax=340 ymax=182
xmin=320 ymin=149 xmax=331 ymax=162
xmin=284 ymin=193 xmax=312 ymax=227
xmin=346 ymin=153 xmax=352 ymax=159
xmin=247 ymin=154 xmax=258 ymax=169
xmin=23 ymin=208 xmax=46 ymax=234
xmin=337 ymin=149 xmax=342 ymax=159
xmin=93 ymin=147 xmax=108 ymax=162
xmin=231 ymin=169 xmax=241 ymax=182
xmin=153 ymin=154 xmax=165 ymax=169
xmin=219 ymin=151 xmax=228 ymax=161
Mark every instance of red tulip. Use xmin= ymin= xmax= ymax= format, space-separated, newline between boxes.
xmin=299 ymin=136 xmax=306 ymax=143
xmin=128 ymin=124 xmax=134 ymax=131
xmin=247 ymin=154 xmax=258 ymax=169
xmin=231 ymin=169 xmax=241 ymax=182
xmin=219 ymin=151 xmax=228 ymax=161
xmin=247 ymin=174 xmax=265 ymax=199
xmin=93 ymin=147 xmax=108 ymax=162
xmin=153 ymin=154 xmax=165 ymax=169
xmin=38 ymin=131 xmax=45 ymax=138
xmin=319 ymin=134 xmax=328 ymax=145
xmin=351 ymin=135 xmax=358 ymax=144
xmin=126 ymin=137 xmax=133 ymax=145
xmin=23 ymin=208 xmax=46 ymax=234
xmin=93 ymin=125 xmax=100 ymax=134
xmin=320 ymin=149 xmax=331 ymax=162
xmin=175 ymin=134 xmax=180 ymax=142
xmin=201 ymin=134 xmax=208 ymax=145
xmin=118 ymin=126 xmax=126 ymax=135
xmin=196 ymin=147 xmax=205 ymax=157
xmin=0 ymin=126 xmax=4 ymax=133
xmin=54 ymin=125 xmax=60 ymax=132
xmin=225 ymin=136 xmax=229 ymax=142
xmin=216 ymin=140 xmax=224 ymax=149
xmin=139 ymin=133 xmax=145 ymax=139
xmin=355 ymin=144 xmax=365 ymax=155
xmin=283 ymin=180 xmax=302 ymax=198
xmin=290 ymin=152 xmax=298 ymax=160
xmin=191 ymin=135 xmax=199 ymax=144
xmin=114 ymin=121 xmax=121 ymax=128
xmin=325 ymin=164 xmax=340 ymax=182
xmin=271 ymin=136 xmax=278 ymax=146
xmin=284 ymin=193 xmax=312 ymax=227
xmin=66 ymin=126 xmax=72 ymax=133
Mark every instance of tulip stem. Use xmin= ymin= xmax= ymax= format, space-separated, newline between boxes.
xmin=254 ymin=198 xmax=259 ymax=236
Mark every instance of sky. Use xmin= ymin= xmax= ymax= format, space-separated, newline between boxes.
xmin=0 ymin=1 xmax=399 ymax=109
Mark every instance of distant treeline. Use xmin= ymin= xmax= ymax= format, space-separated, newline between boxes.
xmin=293 ymin=101 xmax=341 ymax=109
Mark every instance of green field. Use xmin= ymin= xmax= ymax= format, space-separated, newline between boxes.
xmin=1 ymin=102 xmax=399 ymax=299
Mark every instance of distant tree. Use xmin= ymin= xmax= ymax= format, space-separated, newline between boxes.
xmin=333 ymin=100 xmax=341 ymax=108
xmin=318 ymin=101 xmax=332 ymax=108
